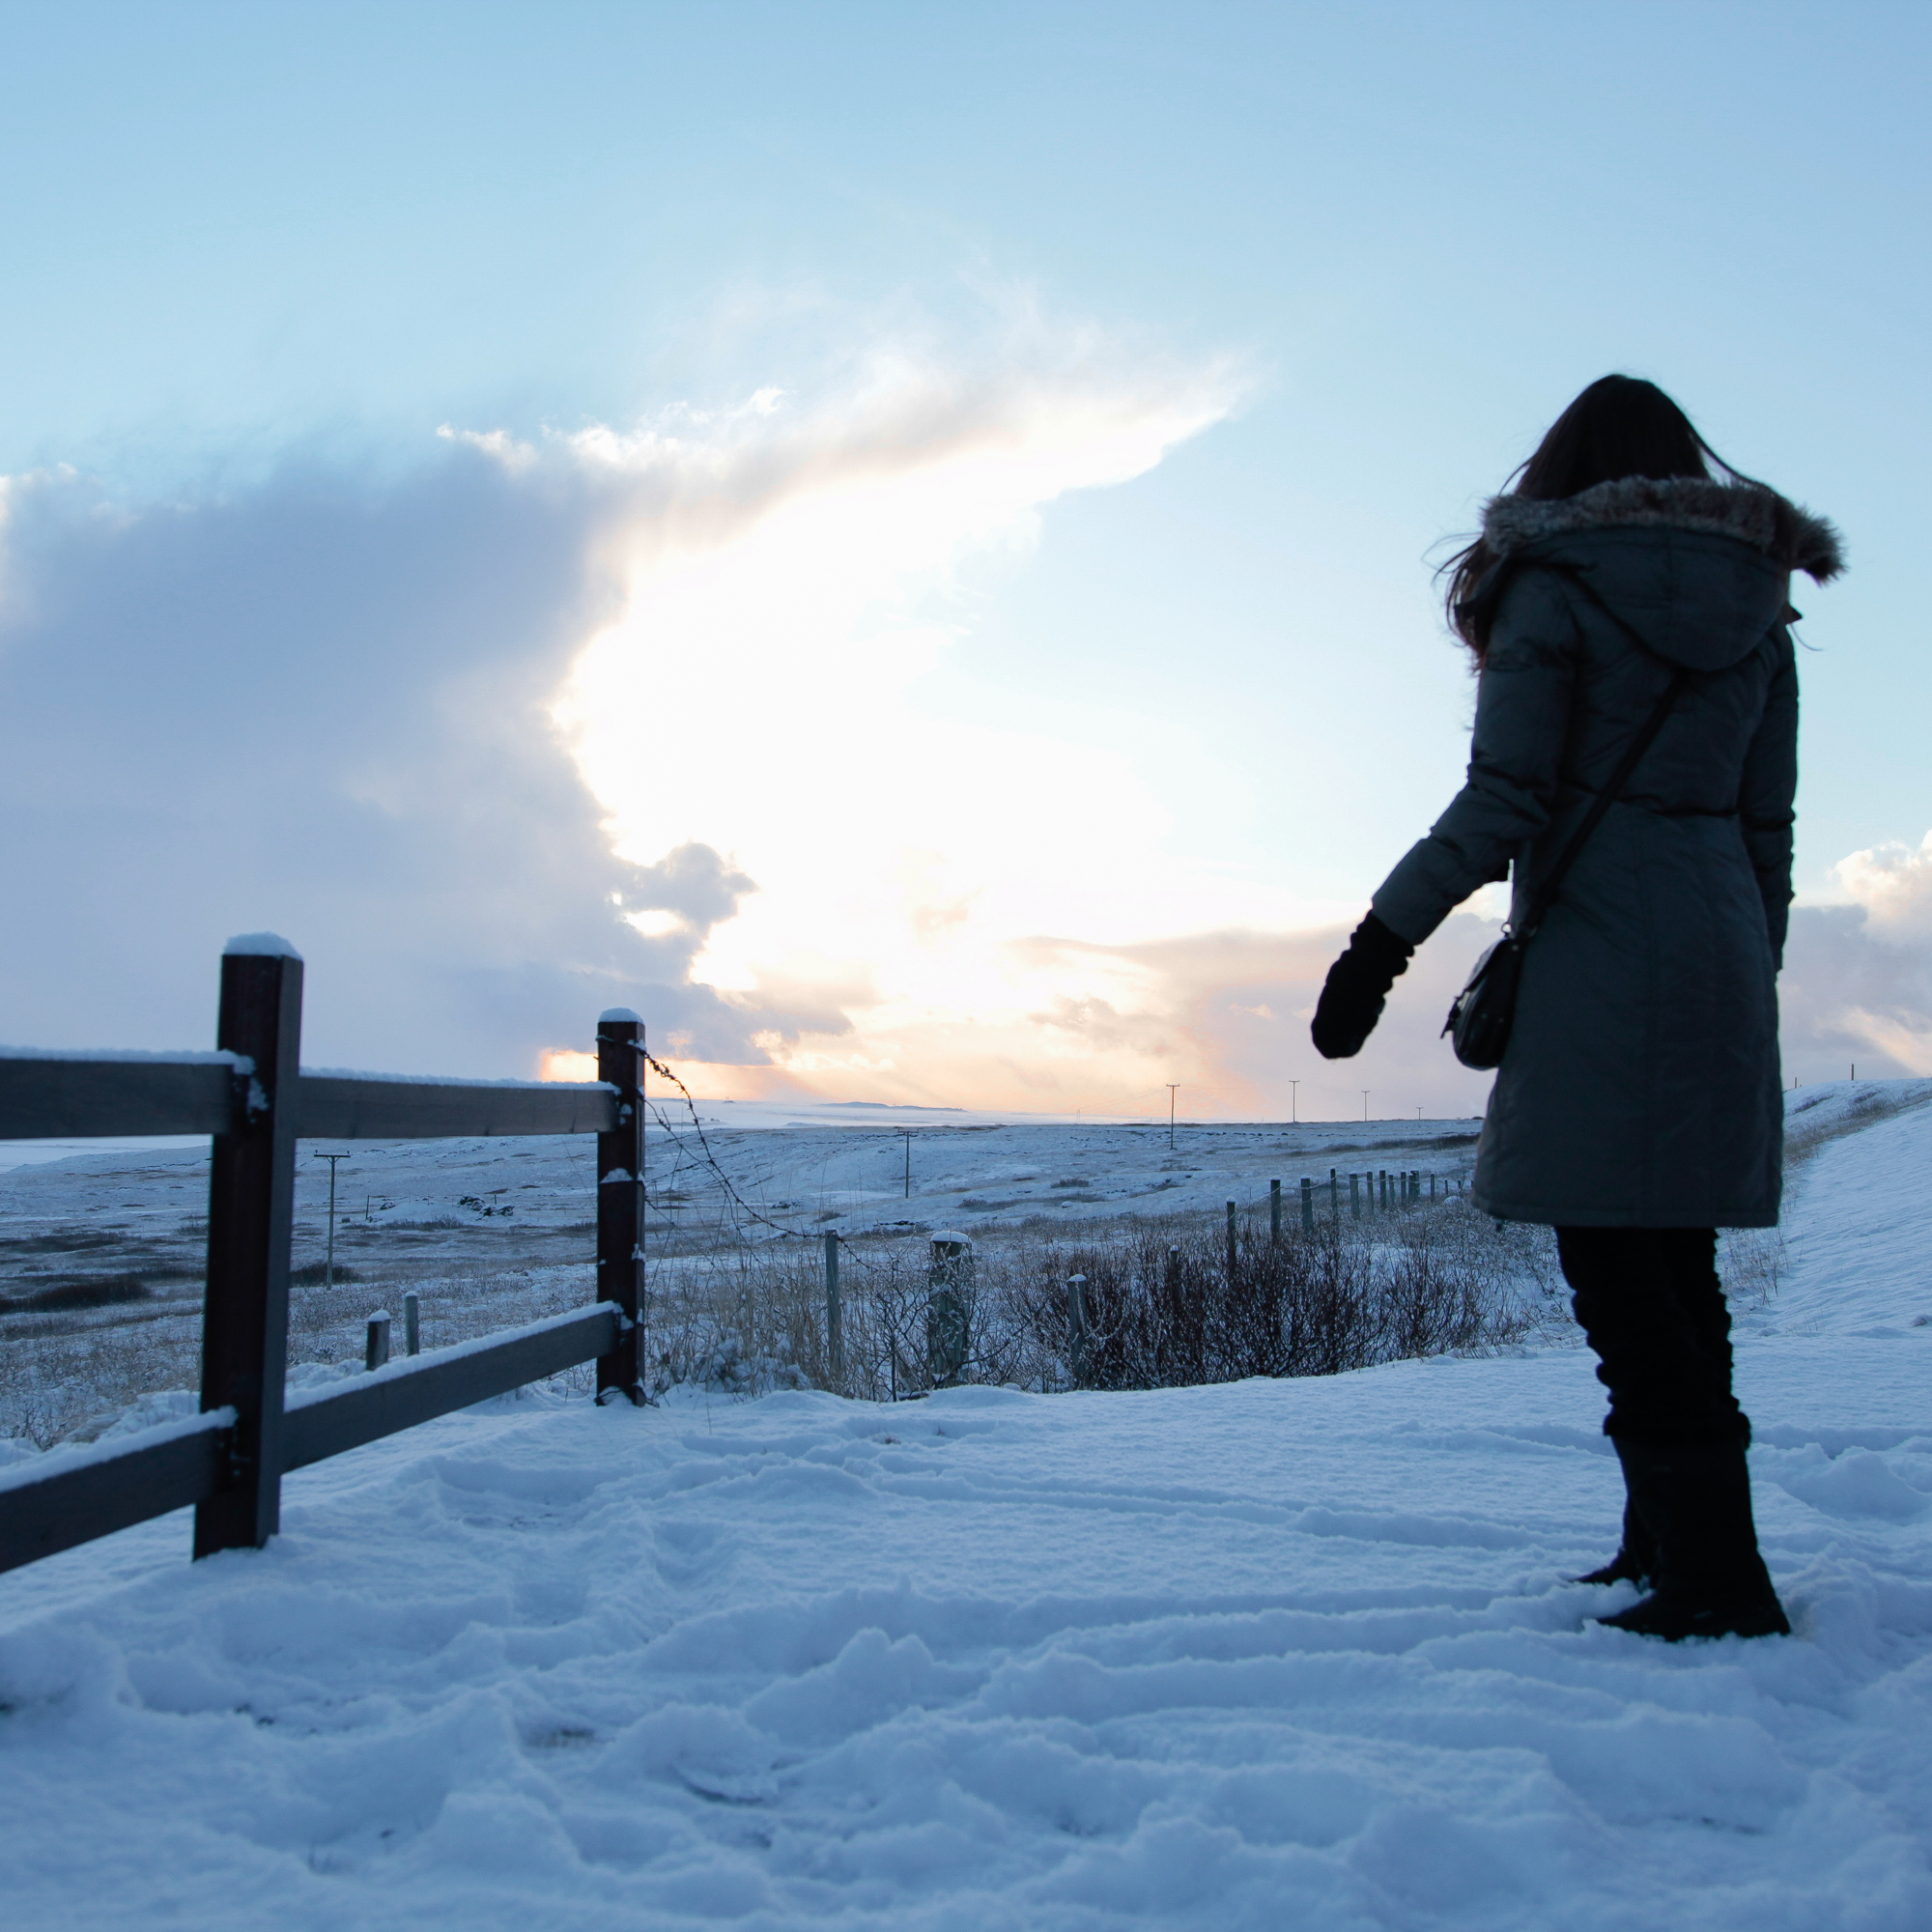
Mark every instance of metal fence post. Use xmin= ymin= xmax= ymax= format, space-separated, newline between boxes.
xmin=1225 ymin=1200 xmax=1238 ymax=1278
xmin=1269 ymin=1179 xmax=1281 ymax=1244
xmin=825 ymin=1232 xmax=844 ymax=1389
xmin=196 ymin=938 xmax=302 ymax=1559
xmin=595 ymin=1009 xmax=645 ymax=1405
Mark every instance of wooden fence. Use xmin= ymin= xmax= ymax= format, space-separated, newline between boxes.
xmin=0 ymin=936 xmax=646 ymax=1577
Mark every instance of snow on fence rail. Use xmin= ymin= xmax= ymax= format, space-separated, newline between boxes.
xmin=0 ymin=934 xmax=648 ymax=1577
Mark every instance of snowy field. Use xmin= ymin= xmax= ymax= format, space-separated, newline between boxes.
xmin=1 ymin=1081 xmax=1931 ymax=1927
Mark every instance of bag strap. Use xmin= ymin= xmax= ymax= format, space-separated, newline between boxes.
xmin=1514 ymin=566 xmax=1690 ymax=943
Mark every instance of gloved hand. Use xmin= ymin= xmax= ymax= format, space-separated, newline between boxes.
xmin=1311 ymin=914 xmax=1415 ymax=1060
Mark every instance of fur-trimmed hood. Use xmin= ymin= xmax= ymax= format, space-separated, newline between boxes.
xmin=1482 ymin=475 xmax=1844 ymax=582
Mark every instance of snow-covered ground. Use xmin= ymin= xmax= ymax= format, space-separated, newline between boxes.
xmin=2 ymin=1082 xmax=1931 ymax=1928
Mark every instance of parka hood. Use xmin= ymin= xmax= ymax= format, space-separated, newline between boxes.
xmin=1475 ymin=477 xmax=1844 ymax=672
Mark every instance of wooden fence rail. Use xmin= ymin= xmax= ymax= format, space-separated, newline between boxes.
xmin=0 ymin=933 xmax=646 ymax=1577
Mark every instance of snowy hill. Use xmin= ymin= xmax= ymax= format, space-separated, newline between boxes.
xmin=1 ymin=1088 xmax=1930 ymax=1927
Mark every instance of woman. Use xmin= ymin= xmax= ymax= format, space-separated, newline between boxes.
xmin=1312 ymin=376 xmax=1842 ymax=1641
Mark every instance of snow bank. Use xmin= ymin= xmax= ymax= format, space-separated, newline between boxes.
xmin=0 ymin=1100 xmax=1928 ymax=1926
xmin=0 ymin=1346 xmax=1928 ymax=1925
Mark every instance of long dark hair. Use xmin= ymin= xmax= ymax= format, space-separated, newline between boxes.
xmin=1443 ymin=376 xmax=1744 ymax=659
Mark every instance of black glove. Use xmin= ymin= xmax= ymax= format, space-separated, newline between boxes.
xmin=1311 ymin=914 xmax=1414 ymax=1060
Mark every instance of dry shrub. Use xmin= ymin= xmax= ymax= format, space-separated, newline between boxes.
xmin=1012 ymin=1203 xmax=1551 ymax=1391
xmin=638 ymin=1199 xmax=1558 ymax=1400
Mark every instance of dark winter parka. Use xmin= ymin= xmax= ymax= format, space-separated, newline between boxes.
xmin=1372 ymin=477 xmax=1843 ymax=1229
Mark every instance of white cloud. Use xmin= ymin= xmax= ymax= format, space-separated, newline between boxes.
xmin=1782 ymin=831 xmax=1932 ymax=1079
xmin=0 ymin=323 xmax=1263 ymax=1096
xmin=1832 ymin=831 xmax=1932 ymax=936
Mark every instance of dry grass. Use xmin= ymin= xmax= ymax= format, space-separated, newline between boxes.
xmin=1782 ymin=1082 xmax=1932 ymax=1169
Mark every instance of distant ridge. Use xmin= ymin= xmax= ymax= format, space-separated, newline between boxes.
xmin=824 ymin=1101 xmax=965 ymax=1113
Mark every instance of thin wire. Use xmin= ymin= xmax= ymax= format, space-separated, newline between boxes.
xmin=642 ymin=1052 xmax=815 ymax=1241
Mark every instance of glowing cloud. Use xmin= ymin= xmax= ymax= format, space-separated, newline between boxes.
xmin=520 ymin=340 xmax=1300 ymax=1111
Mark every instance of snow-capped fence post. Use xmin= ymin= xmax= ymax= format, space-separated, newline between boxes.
xmin=927 ymin=1235 xmax=972 ymax=1385
xmin=594 ymin=1009 xmax=646 ymax=1406
xmin=404 ymin=1293 xmax=420 ymax=1355
xmin=365 ymin=1312 xmax=391 ymax=1371
xmin=1300 ymin=1178 xmax=1315 ymax=1234
xmin=1065 ymin=1274 xmax=1089 ymax=1385
xmin=1270 ymin=1179 xmax=1282 ymax=1244
xmin=824 ymin=1232 xmax=844 ymax=1389
xmin=195 ymin=937 xmax=303 ymax=1560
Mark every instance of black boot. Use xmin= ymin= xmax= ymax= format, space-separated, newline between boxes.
xmin=1574 ymin=1491 xmax=1656 ymax=1588
xmin=1594 ymin=1438 xmax=1790 ymax=1641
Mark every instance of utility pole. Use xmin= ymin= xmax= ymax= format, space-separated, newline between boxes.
xmin=1165 ymin=1084 xmax=1179 ymax=1149
xmin=314 ymin=1151 xmax=352 ymax=1289
xmin=1289 ymin=1079 xmax=1299 ymax=1124
xmin=1415 ymin=1106 xmax=1423 ymax=1121
xmin=1361 ymin=1091 xmax=1370 ymax=1122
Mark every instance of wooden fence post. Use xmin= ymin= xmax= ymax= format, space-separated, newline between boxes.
xmin=195 ymin=938 xmax=302 ymax=1559
xmin=1065 ymin=1273 xmax=1089 ymax=1386
xmin=927 ymin=1235 xmax=972 ymax=1386
xmin=595 ymin=1009 xmax=645 ymax=1405
xmin=1300 ymin=1178 xmax=1315 ymax=1234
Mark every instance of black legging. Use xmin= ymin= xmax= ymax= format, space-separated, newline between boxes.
xmin=1555 ymin=1227 xmax=1749 ymax=1448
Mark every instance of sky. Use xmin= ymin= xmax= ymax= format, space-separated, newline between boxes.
xmin=0 ymin=1 xmax=1928 ymax=1118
